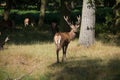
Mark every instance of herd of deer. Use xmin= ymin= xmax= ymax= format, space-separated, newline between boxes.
xmin=0 ymin=15 xmax=81 ymax=63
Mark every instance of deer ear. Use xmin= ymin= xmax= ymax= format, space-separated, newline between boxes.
xmin=70 ymin=25 xmax=74 ymax=29
xmin=75 ymin=24 xmax=80 ymax=28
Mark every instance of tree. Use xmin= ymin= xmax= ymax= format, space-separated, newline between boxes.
xmin=78 ymin=0 xmax=96 ymax=47
xmin=113 ymin=0 xmax=120 ymax=27
xmin=3 ymin=0 xmax=12 ymax=21
xmin=38 ymin=0 xmax=46 ymax=28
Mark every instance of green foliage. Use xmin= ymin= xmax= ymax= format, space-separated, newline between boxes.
xmin=95 ymin=7 xmax=118 ymax=35
xmin=96 ymin=7 xmax=113 ymax=23
xmin=95 ymin=24 xmax=104 ymax=36
xmin=103 ymin=12 xmax=114 ymax=33
xmin=2 ymin=9 xmax=81 ymax=25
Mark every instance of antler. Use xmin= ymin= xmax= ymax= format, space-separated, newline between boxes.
xmin=76 ymin=15 xmax=81 ymax=24
xmin=63 ymin=16 xmax=71 ymax=26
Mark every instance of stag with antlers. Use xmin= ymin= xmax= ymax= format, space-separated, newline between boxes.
xmin=54 ymin=15 xmax=81 ymax=63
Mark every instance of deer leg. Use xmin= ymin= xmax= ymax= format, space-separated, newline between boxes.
xmin=62 ymin=46 xmax=65 ymax=62
xmin=64 ymin=45 xmax=68 ymax=60
xmin=56 ymin=49 xmax=60 ymax=63
xmin=62 ymin=44 xmax=68 ymax=62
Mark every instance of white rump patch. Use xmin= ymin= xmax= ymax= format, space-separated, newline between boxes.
xmin=54 ymin=35 xmax=61 ymax=46
xmin=57 ymin=35 xmax=61 ymax=44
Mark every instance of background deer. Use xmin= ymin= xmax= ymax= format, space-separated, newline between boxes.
xmin=0 ymin=32 xmax=9 ymax=50
xmin=24 ymin=18 xmax=35 ymax=27
xmin=50 ymin=21 xmax=59 ymax=36
xmin=24 ymin=18 xmax=30 ymax=27
xmin=54 ymin=15 xmax=80 ymax=63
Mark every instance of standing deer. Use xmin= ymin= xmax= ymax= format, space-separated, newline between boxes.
xmin=24 ymin=18 xmax=35 ymax=27
xmin=0 ymin=36 xmax=9 ymax=50
xmin=24 ymin=18 xmax=30 ymax=27
xmin=51 ymin=21 xmax=59 ymax=36
xmin=54 ymin=15 xmax=81 ymax=63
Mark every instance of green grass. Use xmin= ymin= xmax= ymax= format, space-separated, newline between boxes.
xmin=0 ymin=29 xmax=120 ymax=80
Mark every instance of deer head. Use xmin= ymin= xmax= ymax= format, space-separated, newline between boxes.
xmin=63 ymin=15 xmax=80 ymax=32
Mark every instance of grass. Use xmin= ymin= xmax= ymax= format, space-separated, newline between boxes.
xmin=0 ymin=40 xmax=120 ymax=80
xmin=0 ymin=29 xmax=120 ymax=80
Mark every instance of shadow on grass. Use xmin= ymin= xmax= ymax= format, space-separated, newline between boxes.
xmin=48 ymin=59 xmax=120 ymax=80
xmin=8 ymin=28 xmax=54 ymax=45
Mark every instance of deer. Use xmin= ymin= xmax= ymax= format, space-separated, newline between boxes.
xmin=0 ymin=34 xmax=9 ymax=50
xmin=51 ymin=21 xmax=59 ymax=36
xmin=54 ymin=15 xmax=81 ymax=63
xmin=24 ymin=18 xmax=30 ymax=27
xmin=24 ymin=18 xmax=35 ymax=27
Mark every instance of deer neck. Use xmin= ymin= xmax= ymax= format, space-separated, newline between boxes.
xmin=68 ymin=30 xmax=76 ymax=40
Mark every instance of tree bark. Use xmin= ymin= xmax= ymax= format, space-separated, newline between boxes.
xmin=38 ymin=0 xmax=46 ymax=27
xmin=3 ymin=10 xmax=9 ymax=21
xmin=78 ymin=0 xmax=95 ymax=47
xmin=114 ymin=0 xmax=120 ymax=27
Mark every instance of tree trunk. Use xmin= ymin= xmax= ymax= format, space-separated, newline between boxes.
xmin=78 ymin=0 xmax=95 ymax=47
xmin=114 ymin=0 xmax=120 ymax=27
xmin=3 ymin=10 xmax=9 ymax=21
xmin=111 ymin=0 xmax=120 ymax=33
xmin=38 ymin=0 xmax=46 ymax=27
xmin=3 ymin=0 xmax=12 ymax=21
xmin=60 ymin=0 xmax=72 ymax=32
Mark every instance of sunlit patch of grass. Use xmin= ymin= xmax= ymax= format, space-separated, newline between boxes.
xmin=68 ymin=40 xmax=120 ymax=61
